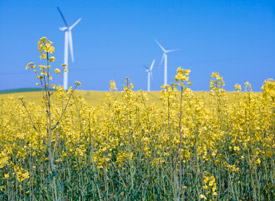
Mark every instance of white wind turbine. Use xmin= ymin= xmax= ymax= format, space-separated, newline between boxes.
xmin=155 ymin=40 xmax=179 ymax=86
xmin=57 ymin=7 xmax=81 ymax=90
xmin=144 ymin=59 xmax=155 ymax=92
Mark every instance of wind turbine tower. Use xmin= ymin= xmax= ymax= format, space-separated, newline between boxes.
xmin=155 ymin=40 xmax=179 ymax=86
xmin=57 ymin=7 xmax=81 ymax=90
xmin=144 ymin=59 xmax=155 ymax=92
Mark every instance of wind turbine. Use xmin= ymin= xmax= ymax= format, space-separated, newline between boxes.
xmin=155 ymin=40 xmax=179 ymax=86
xmin=57 ymin=7 xmax=81 ymax=90
xmin=144 ymin=59 xmax=155 ymax=92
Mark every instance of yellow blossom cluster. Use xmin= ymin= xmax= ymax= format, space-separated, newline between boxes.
xmin=202 ymin=171 xmax=218 ymax=198
xmin=25 ymin=37 xmax=70 ymax=88
xmin=262 ymin=78 xmax=275 ymax=99
xmin=38 ymin=36 xmax=55 ymax=56
xmin=175 ymin=67 xmax=192 ymax=86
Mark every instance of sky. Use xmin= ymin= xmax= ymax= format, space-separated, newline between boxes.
xmin=0 ymin=0 xmax=274 ymax=91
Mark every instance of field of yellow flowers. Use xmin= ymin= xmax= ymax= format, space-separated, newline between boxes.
xmin=0 ymin=37 xmax=275 ymax=200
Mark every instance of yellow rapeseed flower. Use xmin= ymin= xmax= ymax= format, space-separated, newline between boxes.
xmin=49 ymin=56 xmax=55 ymax=62
xmin=54 ymin=68 xmax=61 ymax=74
xmin=75 ymin=81 xmax=82 ymax=86
xmin=200 ymin=194 xmax=207 ymax=200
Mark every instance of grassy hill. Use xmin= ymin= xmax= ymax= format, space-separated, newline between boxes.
xmin=0 ymin=88 xmax=44 ymax=94
xmin=0 ymin=90 xmax=162 ymax=106
xmin=0 ymin=88 xmax=243 ymax=106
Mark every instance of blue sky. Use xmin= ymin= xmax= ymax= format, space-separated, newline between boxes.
xmin=0 ymin=0 xmax=274 ymax=91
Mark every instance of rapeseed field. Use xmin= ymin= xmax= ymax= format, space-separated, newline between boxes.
xmin=0 ymin=37 xmax=274 ymax=200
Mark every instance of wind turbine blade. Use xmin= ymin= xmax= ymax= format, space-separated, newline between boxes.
xmin=68 ymin=31 xmax=74 ymax=62
xmin=144 ymin=65 xmax=149 ymax=69
xmin=167 ymin=48 xmax=180 ymax=53
xmin=59 ymin=27 xmax=67 ymax=31
xmin=150 ymin=59 xmax=155 ymax=71
xmin=159 ymin=53 xmax=165 ymax=67
xmin=57 ymin=7 xmax=69 ymax=27
xmin=70 ymin=18 xmax=81 ymax=30
xmin=154 ymin=39 xmax=166 ymax=52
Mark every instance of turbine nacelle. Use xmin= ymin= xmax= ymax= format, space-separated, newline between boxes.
xmin=144 ymin=59 xmax=155 ymax=73
xmin=155 ymin=39 xmax=179 ymax=54
xmin=59 ymin=18 xmax=82 ymax=32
